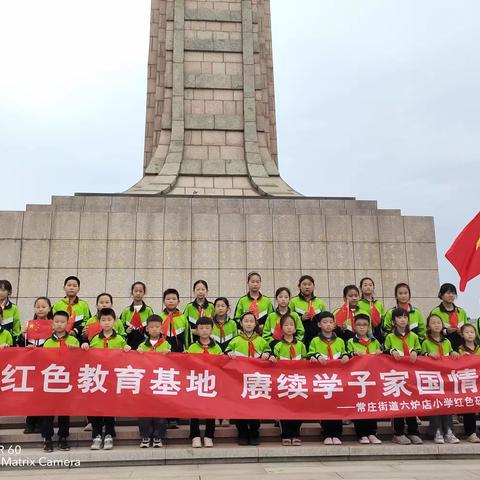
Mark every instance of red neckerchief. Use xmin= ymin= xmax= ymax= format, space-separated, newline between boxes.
xmin=66 ymin=304 xmax=76 ymax=333
xmin=161 ymin=311 xmax=180 ymax=337
xmin=248 ymin=298 xmax=259 ymax=318
xmin=358 ymin=337 xmax=372 ymax=353
xmin=395 ymin=330 xmax=411 ymax=356
xmin=369 ymin=300 xmax=381 ymax=327
xmin=428 ymin=335 xmax=445 ymax=356
xmin=148 ymin=338 xmax=166 ymax=351
xmin=319 ymin=336 xmax=335 ymax=360
xmin=241 ymin=332 xmax=258 ymax=357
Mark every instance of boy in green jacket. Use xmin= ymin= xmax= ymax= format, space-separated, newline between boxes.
xmin=187 ymin=317 xmax=222 ymax=448
xmin=52 ymin=276 xmax=91 ymax=339
xmin=308 ymin=311 xmax=348 ymax=446
xmin=137 ymin=314 xmax=169 ymax=448
xmin=82 ymin=308 xmax=131 ymax=451
xmin=41 ymin=311 xmax=79 ymax=453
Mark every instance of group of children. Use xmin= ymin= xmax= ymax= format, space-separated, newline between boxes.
xmin=0 ymin=274 xmax=478 ymax=452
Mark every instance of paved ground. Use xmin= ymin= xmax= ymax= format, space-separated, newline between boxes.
xmin=3 ymin=460 xmax=480 ymax=480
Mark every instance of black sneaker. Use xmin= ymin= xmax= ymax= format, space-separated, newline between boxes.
xmin=238 ymin=437 xmax=249 ymax=446
xmin=249 ymin=437 xmax=260 ymax=446
xmin=24 ymin=426 xmax=35 ymax=434
xmin=43 ymin=439 xmax=54 ymax=453
xmin=59 ymin=437 xmax=70 ymax=451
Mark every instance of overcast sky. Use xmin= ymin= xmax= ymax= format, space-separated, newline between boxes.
xmin=0 ymin=0 xmax=478 ymax=315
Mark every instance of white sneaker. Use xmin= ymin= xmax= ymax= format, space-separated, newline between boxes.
xmin=103 ymin=434 xmax=113 ymax=450
xmin=192 ymin=436 xmax=202 ymax=448
xmin=323 ymin=437 xmax=333 ymax=445
xmin=140 ymin=438 xmax=150 ymax=448
xmin=368 ymin=435 xmax=382 ymax=444
xmin=408 ymin=435 xmax=423 ymax=445
xmin=332 ymin=437 xmax=342 ymax=445
xmin=203 ymin=437 xmax=213 ymax=448
xmin=392 ymin=435 xmax=411 ymax=445
xmin=215 ymin=419 xmax=221 ymax=427
xmin=434 ymin=430 xmax=445 ymax=444
xmin=153 ymin=438 xmax=163 ymax=448
xmin=444 ymin=430 xmax=460 ymax=444
xmin=359 ymin=436 xmax=370 ymax=444
xmin=90 ymin=435 xmax=103 ymax=450
xmin=222 ymin=419 xmax=230 ymax=427
xmin=84 ymin=422 xmax=92 ymax=432
xmin=467 ymin=433 xmax=480 ymax=443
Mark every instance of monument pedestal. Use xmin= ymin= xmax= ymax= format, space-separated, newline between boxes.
xmin=1 ymin=193 xmax=439 ymax=318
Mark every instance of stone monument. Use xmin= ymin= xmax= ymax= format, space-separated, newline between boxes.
xmin=0 ymin=0 xmax=440 ymax=317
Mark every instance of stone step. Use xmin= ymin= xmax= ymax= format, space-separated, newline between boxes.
xmin=2 ymin=442 xmax=480 ymax=470
xmin=0 ymin=421 xmax=473 ymax=447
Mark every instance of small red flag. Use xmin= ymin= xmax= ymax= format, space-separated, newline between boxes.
xmin=86 ymin=322 xmax=102 ymax=341
xmin=129 ymin=310 xmax=143 ymax=330
xmin=446 ymin=211 xmax=480 ymax=291
xmin=248 ymin=299 xmax=259 ymax=319
xmin=66 ymin=305 xmax=76 ymax=333
xmin=26 ymin=320 xmax=52 ymax=340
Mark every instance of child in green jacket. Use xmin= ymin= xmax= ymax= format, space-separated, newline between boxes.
xmin=346 ymin=314 xmax=382 ymax=445
xmin=358 ymin=277 xmax=385 ymax=343
xmin=422 ymin=314 xmax=461 ymax=445
xmin=187 ymin=317 xmax=222 ymax=448
xmin=121 ymin=282 xmax=154 ymax=349
xmin=226 ymin=312 xmax=273 ymax=445
xmin=0 ymin=279 xmax=21 ymax=343
xmin=234 ymin=272 xmax=273 ymax=328
xmin=211 ymin=297 xmax=237 ymax=351
xmin=459 ymin=324 xmax=480 ymax=442
xmin=184 ymin=280 xmax=215 ymax=343
xmin=137 ymin=314 xmax=170 ymax=448
xmin=41 ymin=311 xmax=79 ymax=453
xmin=273 ymin=313 xmax=306 ymax=446
xmin=383 ymin=283 xmax=426 ymax=342
xmin=289 ymin=275 xmax=327 ymax=350
xmin=82 ymin=308 xmax=131 ymax=451
xmin=309 ymin=312 xmax=348 ymax=445
xmin=52 ymin=276 xmax=91 ymax=340
xmin=385 ymin=307 xmax=422 ymax=446
xmin=430 ymin=283 xmax=468 ymax=351
xmin=264 ymin=287 xmax=304 ymax=349
xmin=334 ymin=285 xmax=369 ymax=342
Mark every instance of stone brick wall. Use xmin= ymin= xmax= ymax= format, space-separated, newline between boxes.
xmin=1 ymin=195 xmax=439 ymax=324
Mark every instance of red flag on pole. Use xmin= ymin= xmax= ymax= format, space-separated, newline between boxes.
xmin=445 ymin=211 xmax=480 ymax=291
xmin=26 ymin=320 xmax=52 ymax=340
xmin=85 ymin=322 xmax=102 ymax=341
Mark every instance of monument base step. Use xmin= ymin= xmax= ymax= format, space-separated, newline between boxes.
xmin=3 ymin=442 xmax=480 ymax=470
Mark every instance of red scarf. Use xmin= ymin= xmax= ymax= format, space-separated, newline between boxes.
xmin=149 ymin=338 xmax=165 ymax=351
xmin=248 ymin=299 xmax=259 ymax=318
xmin=400 ymin=334 xmax=410 ymax=356
xmin=55 ymin=337 xmax=67 ymax=349
xmin=320 ymin=338 xmax=335 ymax=360
xmin=399 ymin=302 xmax=411 ymax=313
xmin=202 ymin=345 xmax=210 ymax=354
xmin=289 ymin=342 xmax=296 ymax=359
xmin=428 ymin=336 xmax=444 ymax=356
xmin=161 ymin=312 xmax=179 ymax=338
xmin=130 ymin=309 xmax=143 ymax=330
xmin=358 ymin=338 xmax=371 ymax=353
xmin=103 ymin=336 xmax=113 ymax=349
xmin=273 ymin=317 xmax=284 ymax=341
xmin=216 ymin=320 xmax=226 ymax=341
xmin=369 ymin=301 xmax=381 ymax=327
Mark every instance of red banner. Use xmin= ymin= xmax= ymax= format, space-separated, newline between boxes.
xmin=1 ymin=348 xmax=480 ymax=419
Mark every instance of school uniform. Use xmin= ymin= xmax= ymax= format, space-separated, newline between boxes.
xmin=332 ymin=304 xmax=370 ymax=342
xmin=52 ymin=297 xmax=91 ymax=339
xmin=158 ymin=309 xmax=189 ymax=352
xmin=357 ymin=298 xmax=385 ymax=343
xmin=234 ymin=293 xmax=274 ymax=326
xmin=41 ymin=334 xmax=80 ymax=441
xmin=430 ymin=303 xmax=468 ymax=350
xmin=0 ymin=300 xmax=21 ymax=344
xmin=383 ymin=304 xmax=426 ymax=342
xmin=212 ymin=316 xmax=238 ymax=351
xmin=89 ymin=331 xmax=126 ymax=439
xmin=183 ymin=300 xmax=215 ymax=343
xmin=187 ymin=340 xmax=222 ymax=440
xmin=120 ymin=302 xmax=154 ymax=349
xmin=459 ymin=343 xmax=480 ymax=436
xmin=289 ymin=294 xmax=327 ymax=349
xmin=308 ymin=333 xmax=346 ymax=439
xmin=274 ymin=338 xmax=307 ymax=440
xmin=225 ymin=333 xmax=271 ymax=444
xmin=137 ymin=338 xmax=170 ymax=442
xmin=347 ymin=335 xmax=382 ymax=439
xmin=263 ymin=308 xmax=304 ymax=349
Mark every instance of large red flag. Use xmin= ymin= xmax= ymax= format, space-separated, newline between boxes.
xmin=445 ymin=211 xmax=480 ymax=291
